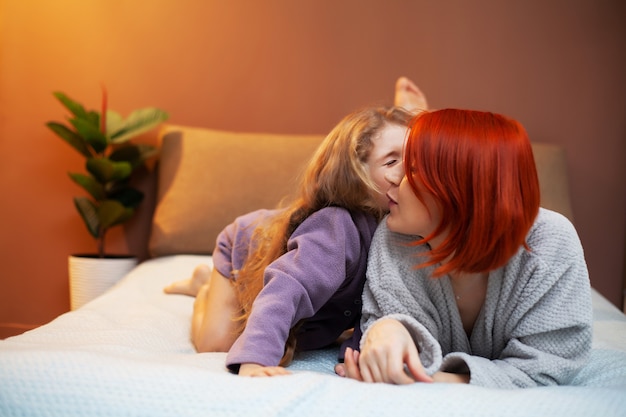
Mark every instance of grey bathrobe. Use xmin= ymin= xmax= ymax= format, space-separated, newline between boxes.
xmin=360 ymin=208 xmax=592 ymax=388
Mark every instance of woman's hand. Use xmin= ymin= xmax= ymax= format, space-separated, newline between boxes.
xmin=238 ymin=363 xmax=291 ymax=377
xmin=342 ymin=347 xmax=362 ymax=379
xmin=345 ymin=318 xmax=433 ymax=384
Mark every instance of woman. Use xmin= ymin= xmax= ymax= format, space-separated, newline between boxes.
xmin=343 ymin=109 xmax=592 ymax=388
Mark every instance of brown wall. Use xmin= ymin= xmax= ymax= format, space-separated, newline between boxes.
xmin=1 ymin=0 xmax=625 ymax=338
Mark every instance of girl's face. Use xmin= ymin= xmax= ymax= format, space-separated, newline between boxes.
xmin=386 ymin=173 xmax=442 ymax=244
xmin=366 ymin=124 xmax=407 ymax=210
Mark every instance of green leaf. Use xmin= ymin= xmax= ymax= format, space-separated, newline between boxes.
xmin=98 ymin=200 xmax=134 ymax=230
xmin=109 ymin=143 xmax=157 ymax=169
xmin=70 ymin=117 xmax=108 ymax=154
xmin=53 ymin=92 xmax=90 ymax=120
xmin=68 ymin=172 xmax=106 ymax=201
xmin=53 ymin=91 xmax=100 ymax=125
xmin=86 ymin=158 xmax=132 ymax=183
xmin=74 ymin=197 xmax=100 ymax=238
xmin=46 ymin=122 xmax=93 ymax=158
xmin=109 ymin=108 xmax=169 ymax=144
xmin=109 ymin=186 xmax=144 ymax=208
xmin=105 ymin=110 xmax=125 ymax=137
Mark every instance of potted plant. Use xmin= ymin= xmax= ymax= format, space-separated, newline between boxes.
xmin=47 ymin=88 xmax=169 ymax=309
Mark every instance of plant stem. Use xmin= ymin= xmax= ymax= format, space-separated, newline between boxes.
xmin=98 ymin=231 xmax=105 ymax=258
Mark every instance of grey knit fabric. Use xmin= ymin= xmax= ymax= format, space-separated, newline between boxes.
xmin=361 ymin=208 xmax=593 ymax=388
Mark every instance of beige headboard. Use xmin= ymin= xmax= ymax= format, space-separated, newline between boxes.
xmin=149 ymin=125 xmax=324 ymax=257
xmin=530 ymin=142 xmax=574 ymax=222
xmin=148 ymin=125 xmax=573 ymax=257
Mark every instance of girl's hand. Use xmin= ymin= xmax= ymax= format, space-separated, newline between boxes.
xmin=356 ymin=318 xmax=433 ymax=384
xmin=239 ymin=363 xmax=291 ymax=377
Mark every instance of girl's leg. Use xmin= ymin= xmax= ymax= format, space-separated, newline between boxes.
xmin=164 ymin=264 xmax=212 ymax=296
xmin=394 ymin=76 xmax=428 ymax=114
xmin=191 ymin=267 xmax=242 ymax=352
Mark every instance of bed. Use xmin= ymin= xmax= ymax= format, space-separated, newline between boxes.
xmin=2 ymin=124 xmax=626 ymax=417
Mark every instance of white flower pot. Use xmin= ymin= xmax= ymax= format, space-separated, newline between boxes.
xmin=68 ymin=255 xmax=138 ymax=310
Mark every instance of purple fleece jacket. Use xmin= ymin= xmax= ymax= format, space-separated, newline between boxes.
xmin=212 ymin=207 xmax=378 ymax=372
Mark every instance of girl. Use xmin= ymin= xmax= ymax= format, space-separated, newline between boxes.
xmin=171 ymin=105 xmax=416 ymax=377
xmin=344 ymin=109 xmax=592 ymax=388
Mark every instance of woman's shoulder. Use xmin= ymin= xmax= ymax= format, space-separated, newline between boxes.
xmin=525 ymin=208 xmax=585 ymax=262
xmin=529 ymin=208 xmax=580 ymax=243
xmin=502 ymin=209 xmax=591 ymax=318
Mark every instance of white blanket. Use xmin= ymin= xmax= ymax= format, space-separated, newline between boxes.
xmin=1 ymin=255 xmax=626 ymax=417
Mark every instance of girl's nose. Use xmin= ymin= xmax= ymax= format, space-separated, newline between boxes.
xmin=385 ymin=163 xmax=404 ymax=185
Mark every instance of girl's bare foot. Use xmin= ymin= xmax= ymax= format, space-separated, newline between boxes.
xmin=163 ymin=264 xmax=213 ymax=296
xmin=394 ymin=76 xmax=428 ymax=114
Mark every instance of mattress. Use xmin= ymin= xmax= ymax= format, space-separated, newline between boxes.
xmin=1 ymin=255 xmax=625 ymax=417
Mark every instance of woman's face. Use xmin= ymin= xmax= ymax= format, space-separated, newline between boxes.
xmin=366 ymin=124 xmax=407 ymax=210
xmin=386 ymin=173 xmax=442 ymax=243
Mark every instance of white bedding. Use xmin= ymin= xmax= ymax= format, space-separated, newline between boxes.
xmin=1 ymin=255 xmax=626 ymax=417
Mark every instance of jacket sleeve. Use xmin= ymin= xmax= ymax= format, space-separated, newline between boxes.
xmin=212 ymin=209 xmax=275 ymax=278
xmin=226 ymin=207 xmax=363 ymax=371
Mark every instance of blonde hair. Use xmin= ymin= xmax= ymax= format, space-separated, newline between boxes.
xmin=233 ymin=106 xmax=412 ymax=364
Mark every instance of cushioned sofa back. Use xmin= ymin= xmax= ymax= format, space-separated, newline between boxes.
xmin=149 ymin=124 xmax=574 ymax=257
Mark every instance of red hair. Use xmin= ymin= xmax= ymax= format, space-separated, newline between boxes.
xmin=404 ymin=109 xmax=540 ymax=276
